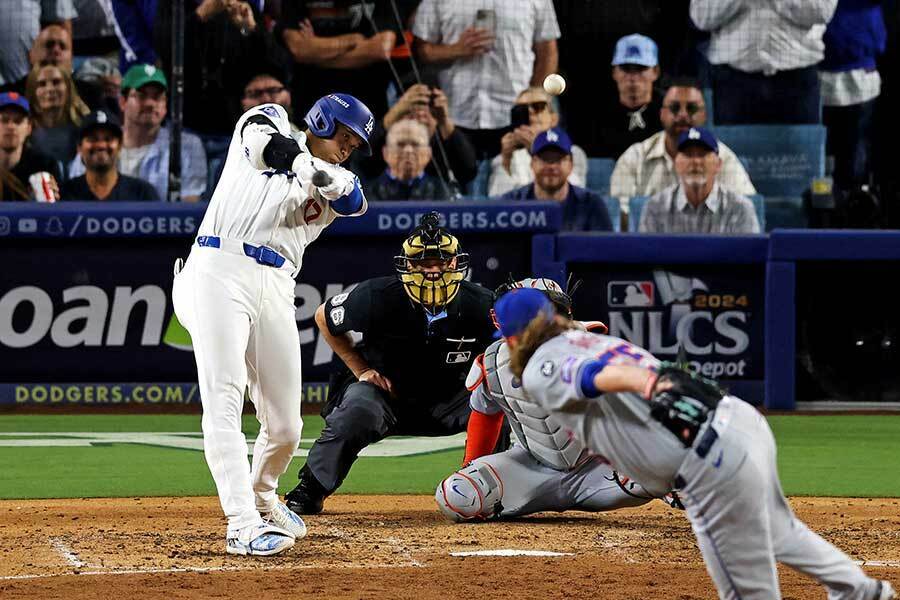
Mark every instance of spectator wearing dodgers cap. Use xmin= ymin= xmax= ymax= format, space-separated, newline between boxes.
xmin=61 ymin=109 xmax=159 ymax=201
xmin=639 ymin=126 xmax=760 ymax=234
xmin=0 ymin=91 xmax=63 ymax=202
xmin=499 ymin=127 xmax=613 ymax=232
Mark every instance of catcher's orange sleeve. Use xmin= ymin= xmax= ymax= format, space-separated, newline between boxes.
xmin=463 ymin=409 xmax=505 ymax=466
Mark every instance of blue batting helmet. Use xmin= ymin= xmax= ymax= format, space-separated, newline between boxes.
xmin=304 ymin=93 xmax=374 ymax=156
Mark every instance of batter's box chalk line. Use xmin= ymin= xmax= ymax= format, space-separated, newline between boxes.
xmin=450 ymin=549 xmax=574 ymax=557
xmin=1 ymin=559 xmax=426 ymax=582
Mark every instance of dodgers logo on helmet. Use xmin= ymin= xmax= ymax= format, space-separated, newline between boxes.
xmin=303 ymin=93 xmax=374 ymax=156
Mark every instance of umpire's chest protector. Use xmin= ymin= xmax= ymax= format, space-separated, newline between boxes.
xmin=366 ymin=280 xmax=496 ymax=402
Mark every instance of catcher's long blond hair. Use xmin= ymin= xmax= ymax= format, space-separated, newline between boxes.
xmin=508 ymin=313 xmax=577 ymax=380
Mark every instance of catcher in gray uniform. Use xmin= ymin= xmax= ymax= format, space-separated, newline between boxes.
xmin=435 ymin=277 xmax=668 ymax=522
xmin=491 ymin=288 xmax=896 ymax=600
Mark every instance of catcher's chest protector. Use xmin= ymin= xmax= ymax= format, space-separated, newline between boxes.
xmin=483 ymin=340 xmax=586 ymax=471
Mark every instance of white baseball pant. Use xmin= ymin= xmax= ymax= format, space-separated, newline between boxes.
xmin=173 ymin=246 xmax=303 ymax=531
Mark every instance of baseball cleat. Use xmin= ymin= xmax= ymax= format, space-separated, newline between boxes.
xmin=226 ymin=522 xmax=295 ymax=556
xmin=285 ymin=465 xmax=327 ymax=515
xmin=262 ymin=502 xmax=308 ymax=539
xmin=875 ymin=580 xmax=896 ymax=600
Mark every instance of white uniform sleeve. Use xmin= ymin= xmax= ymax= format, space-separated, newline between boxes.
xmin=241 ymin=122 xmax=280 ymax=170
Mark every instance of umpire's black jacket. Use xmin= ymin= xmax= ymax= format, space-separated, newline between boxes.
xmin=322 ymin=276 xmax=495 ymax=406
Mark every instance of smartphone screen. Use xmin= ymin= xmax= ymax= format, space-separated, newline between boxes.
xmin=510 ymin=104 xmax=530 ymax=128
xmin=474 ymin=9 xmax=496 ymax=34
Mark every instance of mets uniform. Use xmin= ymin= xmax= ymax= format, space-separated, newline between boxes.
xmin=172 ymin=103 xmax=365 ymax=536
xmin=436 ymin=324 xmax=655 ymax=521
xmin=521 ymin=327 xmax=888 ymax=599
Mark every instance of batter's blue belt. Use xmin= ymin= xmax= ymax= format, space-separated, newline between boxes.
xmin=196 ymin=235 xmax=289 ymax=269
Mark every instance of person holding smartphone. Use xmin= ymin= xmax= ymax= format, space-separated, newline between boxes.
xmin=413 ymin=0 xmax=561 ymax=159
xmin=488 ymin=86 xmax=588 ymax=196
xmin=358 ymin=78 xmax=478 ymax=191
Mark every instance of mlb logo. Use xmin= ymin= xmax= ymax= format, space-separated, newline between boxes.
xmin=608 ymin=281 xmax=654 ymax=307
xmin=446 ymin=351 xmax=471 ymax=364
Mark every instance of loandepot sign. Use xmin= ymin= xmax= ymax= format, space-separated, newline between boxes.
xmin=0 ymin=432 xmax=466 ymax=458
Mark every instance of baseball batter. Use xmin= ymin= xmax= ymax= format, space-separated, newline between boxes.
xmin=493 ymin=288 xmax=895 ymax=600
xmin=436 ymin=278 xmax=666 ymax=521
xmin=172 ymin=95 xmax=374 ymax=556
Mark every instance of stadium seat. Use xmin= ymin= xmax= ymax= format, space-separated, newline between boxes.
xmin=711 ymin=125 xmax=826 ymax=198
xmin=467 ymin=159 xmax=492 ymax=197
xmin=628 ymin=196 xmax=649 ymax=232
xmin=604 ymin=196 xmax=620 ymax=232
xmin=585 ymin=158 xmax=615 ymax=195
xmin=762 ymin=196 xmax=808 ymax=229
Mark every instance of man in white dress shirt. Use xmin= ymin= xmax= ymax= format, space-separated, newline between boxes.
xmin=690 ymin=0 xmax=838 ymax=124
xmin=413 ymin=0 xmax=560 ymax=159
xmin=611 ymin=78 xmax=755 ymax=221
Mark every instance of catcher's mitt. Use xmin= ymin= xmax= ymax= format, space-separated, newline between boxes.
xmin=648 ymin=363 xmax=725 ymax=448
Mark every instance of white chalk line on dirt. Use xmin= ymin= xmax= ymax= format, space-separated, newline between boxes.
xmin=49 ymin=537 xmax=87 ymax=569
xmin=0 ymin=559 xmax=426 ymax=582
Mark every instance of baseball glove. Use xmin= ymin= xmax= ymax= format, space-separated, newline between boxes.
xmin=648 ymin=363 xmax=724 ymax=448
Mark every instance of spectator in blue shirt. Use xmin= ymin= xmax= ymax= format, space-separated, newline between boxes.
xmin=68 ymin=64 xmax=207 ymax=201
xmin=500 ymin=127 xmax=613 ymax=231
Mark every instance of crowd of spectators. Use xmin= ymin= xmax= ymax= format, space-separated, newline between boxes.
xmin=0 ymin=0 xmax=896 ymax=232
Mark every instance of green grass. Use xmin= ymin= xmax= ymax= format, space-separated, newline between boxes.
xmin=768 ymin=415 xmax=900 ymax=497
xmin=0 ymin=414 xmax=898 ymax=499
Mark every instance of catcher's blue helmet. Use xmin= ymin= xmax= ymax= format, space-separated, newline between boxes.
xmin=304 ymin=93 xmax=374 ymax=156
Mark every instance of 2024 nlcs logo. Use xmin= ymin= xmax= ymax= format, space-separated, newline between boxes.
xmin=606 ymin=270 xmax=751 ymax=358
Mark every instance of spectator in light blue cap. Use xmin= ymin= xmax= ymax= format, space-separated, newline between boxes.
xmin=639 ymin=126 xmax=761 ymax=234
xmin=612 ymin=34 xmax=660 ymax=115
xmin=591 ymin=34 xmax=663 ymax=159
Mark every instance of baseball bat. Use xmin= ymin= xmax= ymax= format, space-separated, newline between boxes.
xmin=312 ymin=170 xmax=332 ymax=187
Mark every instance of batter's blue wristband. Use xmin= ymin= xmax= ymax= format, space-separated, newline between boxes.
xmin=580 ymin=357 xmax=611 ymax=398
xmin=331 ymin=179 xmax=364 ymax=215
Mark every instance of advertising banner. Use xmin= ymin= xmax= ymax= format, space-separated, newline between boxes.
xmin=567 ymin=264 xmax=766 ymax=382
xmin=0 ymin=203 xmax=551 ymax=403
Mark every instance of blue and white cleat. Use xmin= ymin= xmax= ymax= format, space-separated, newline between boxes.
xmin=262 ymin=501 xmax=308 ymax=539
xmin=226 ymin=522 xmax=295 ymax=556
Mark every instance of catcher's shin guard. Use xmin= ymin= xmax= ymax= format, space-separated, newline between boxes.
xmin=435 ymin=463 xmax=503 ymax=522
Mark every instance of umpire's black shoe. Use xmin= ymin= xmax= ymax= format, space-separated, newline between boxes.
xmin=285 ymin=465 xmax=327 ymax=515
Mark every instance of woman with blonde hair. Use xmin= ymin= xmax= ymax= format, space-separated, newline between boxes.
xmin=488 ymin=86 xmax=588 ymax=196
xmin=25 ymin=64 xmax=90 ymax=164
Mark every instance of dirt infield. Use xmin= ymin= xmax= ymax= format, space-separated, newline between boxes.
xmin=1 ymin=496 xmax=898 ymax=600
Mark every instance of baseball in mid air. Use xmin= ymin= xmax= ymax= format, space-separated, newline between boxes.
xmin=543 ymin=73 xmax=566 ymax=96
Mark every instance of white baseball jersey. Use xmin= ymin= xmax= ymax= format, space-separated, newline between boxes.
xmin=466 ymin=322 xmax=606 ymax=471
xmin=197 ymin=103 xmax=366 ymax=276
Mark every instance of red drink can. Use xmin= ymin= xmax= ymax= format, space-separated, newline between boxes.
xmin=29 ymin=172 xmax=56 ymax=203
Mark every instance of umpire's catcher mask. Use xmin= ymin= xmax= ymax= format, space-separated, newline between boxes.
xmin=394 ymin=212 xmax=469 ymax=315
